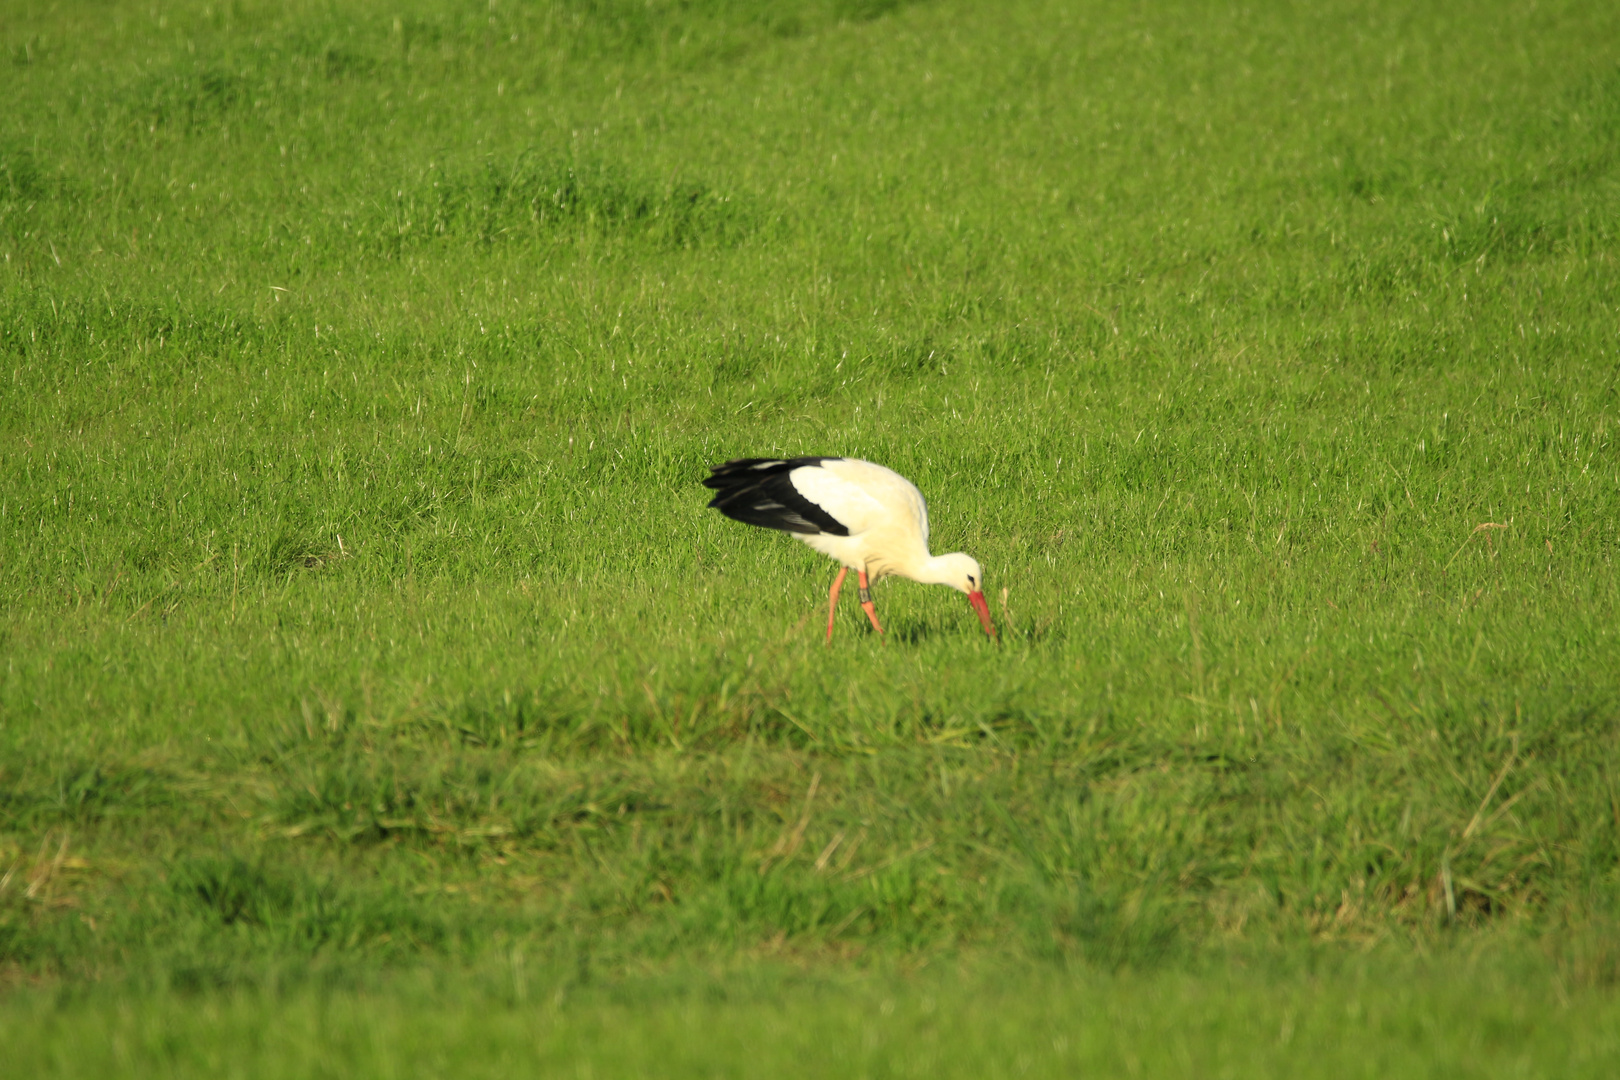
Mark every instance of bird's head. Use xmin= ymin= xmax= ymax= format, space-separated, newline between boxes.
xmin=933 ymin=552 xmax=984 ymax=594
xmin=934 ymin=553 xmax=996 ymax=638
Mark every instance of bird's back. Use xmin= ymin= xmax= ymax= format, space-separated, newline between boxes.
xmin=795 ymin=458 xmax=929 ymax=544
xmin=703 ymin=457 xmax=928 ymax=544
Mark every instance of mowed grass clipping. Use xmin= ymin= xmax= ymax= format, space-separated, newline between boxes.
xmin=2 ymin=0 xmax=1619 ymax=1068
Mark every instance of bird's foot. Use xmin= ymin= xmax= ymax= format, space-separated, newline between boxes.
xmin=858 ymin=588 xmax=884 ymax=635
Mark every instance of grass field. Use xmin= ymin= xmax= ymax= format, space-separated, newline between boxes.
xmin=3 ymin=0 xmax=1619 ymax=1072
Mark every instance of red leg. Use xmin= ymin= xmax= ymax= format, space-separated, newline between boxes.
xmin=826 ymin=567 xmax=848 ymax=645
xmin=858 ymin=571 xmax=884 ymax=636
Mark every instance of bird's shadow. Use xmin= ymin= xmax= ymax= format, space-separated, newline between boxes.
xmin=833 ymin=619 xmax=940 ymax=645
xmin=888 ymin=622 xmax=939 ymax=645
xmin=873 ymin=616 xmax=1057 ymax=647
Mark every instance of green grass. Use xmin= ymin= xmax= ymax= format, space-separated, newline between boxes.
xmin=8 ymin=958 xmax=1620 ymax=1078
xmin=2 ymin=0 xmax=1619 ymax=1071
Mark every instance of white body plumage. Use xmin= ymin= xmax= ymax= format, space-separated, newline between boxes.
xmin=703 ymin=456 xmax=995 ymax=641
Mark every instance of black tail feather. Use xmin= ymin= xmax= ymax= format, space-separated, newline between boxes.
xmin=704 ymin=457 xmax=849 ymax=536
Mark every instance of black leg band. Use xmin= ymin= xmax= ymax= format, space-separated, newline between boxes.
xmin=858 ymin=586 xmax=872 ymax=604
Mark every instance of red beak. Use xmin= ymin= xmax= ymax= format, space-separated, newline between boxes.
xmin=968 ymin=590 xmax=996 ymax=638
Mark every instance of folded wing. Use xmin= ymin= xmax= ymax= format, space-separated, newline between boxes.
xmin=703 ymin=458 xmax=851 ymax=536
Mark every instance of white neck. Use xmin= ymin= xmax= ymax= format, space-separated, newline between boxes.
xmin=911 ymin=554 xmax=957 ymax=587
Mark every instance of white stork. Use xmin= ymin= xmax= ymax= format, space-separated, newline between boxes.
xmin=704 ymin=457 xmax=996 ymax=643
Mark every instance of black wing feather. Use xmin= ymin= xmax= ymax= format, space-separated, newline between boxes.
xmin=703 ymin=457 xmax=850 ymax=536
